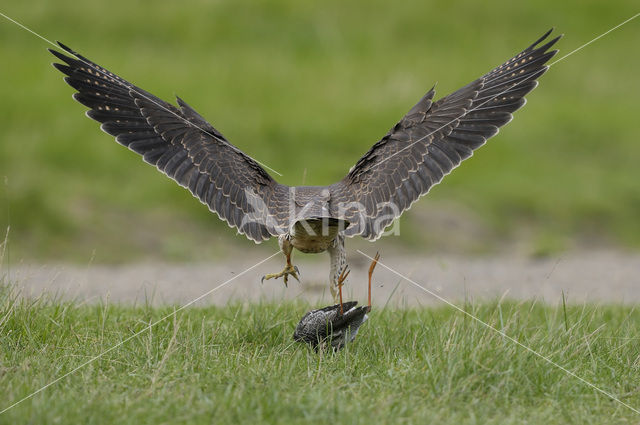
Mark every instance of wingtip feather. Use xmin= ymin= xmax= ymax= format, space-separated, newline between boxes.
xmin=56 ymin=41 xmax=74 ymax=54
xmin=48 ymin=47 xmax=73 ymax=64
xmin=527 ymin=28 xmax=563 ymax=53
xmin=539 ymin=35 xmax=563 ymax=53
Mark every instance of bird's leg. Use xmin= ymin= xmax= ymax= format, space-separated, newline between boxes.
xmin=328 ymin=235 xmax=345 ymax=304
xmin=337 ymin=265 xmax=350 ymax=315
xmin=367 ymin=252 xmax=380 ymax=311
xmin=261 ymin=252 xmax=299 ymax=287
xmin=261 ymin=236 xmax=300 ymax=287
xmin=329 ymin=278 xmax=339 ymax=304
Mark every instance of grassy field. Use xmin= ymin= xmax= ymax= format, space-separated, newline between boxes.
xmin=1 ymin=284 xmax=639 ymax=424
xmin=0 ymin=0 xmax=639 ymax=262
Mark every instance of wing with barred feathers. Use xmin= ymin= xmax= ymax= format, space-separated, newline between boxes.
xmin=50 ymin=43 xmax=290 ymax=242
xmin=330 ymin=30 xmax=561 ymax=240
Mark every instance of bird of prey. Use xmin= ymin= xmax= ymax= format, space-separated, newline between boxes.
xmin=49 ymin=30 xmax=560 ymax=302
xmin=293 ymin=253 xmax=379 ymax=351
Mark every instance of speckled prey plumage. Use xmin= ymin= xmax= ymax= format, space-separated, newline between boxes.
xmin=293 ymin=301 xmax=370 ymax=351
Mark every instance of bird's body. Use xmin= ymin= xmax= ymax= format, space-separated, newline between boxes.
xmin=50 ymin=30 xmax=560 ymax=300
xmin=293 ymin=302 xmax=370 ymax=351
xmin=294 ymin=251 xmax=379 ymax=351
xmin=281 ymin=186 xmax=347 ymax=254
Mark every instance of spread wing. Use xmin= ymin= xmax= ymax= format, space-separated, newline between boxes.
xmin=50 ymin=43 xmax=290 ymax=242
xmin=330 ymin=29 xmax=561 ymax=239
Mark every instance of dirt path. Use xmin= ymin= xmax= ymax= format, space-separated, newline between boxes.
xmin=6 ymin=250 xmax=639 ymax=307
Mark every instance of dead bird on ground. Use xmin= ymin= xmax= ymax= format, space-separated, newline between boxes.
xmin=293 ymin=253 xmax=380 ymax=351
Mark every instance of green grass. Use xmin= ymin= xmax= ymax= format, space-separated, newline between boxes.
xmin=1 ymin=284 xmax=639 ymax=424
xmin=1 ymin=0 xmax=639 ymax=262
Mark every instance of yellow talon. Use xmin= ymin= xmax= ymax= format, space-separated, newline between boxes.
xmin=261 ymin=263 xmax=300 ymax=287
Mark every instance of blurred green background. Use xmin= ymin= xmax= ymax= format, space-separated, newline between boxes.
xmin=0 ymin=0 xmax=638 ymax=263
